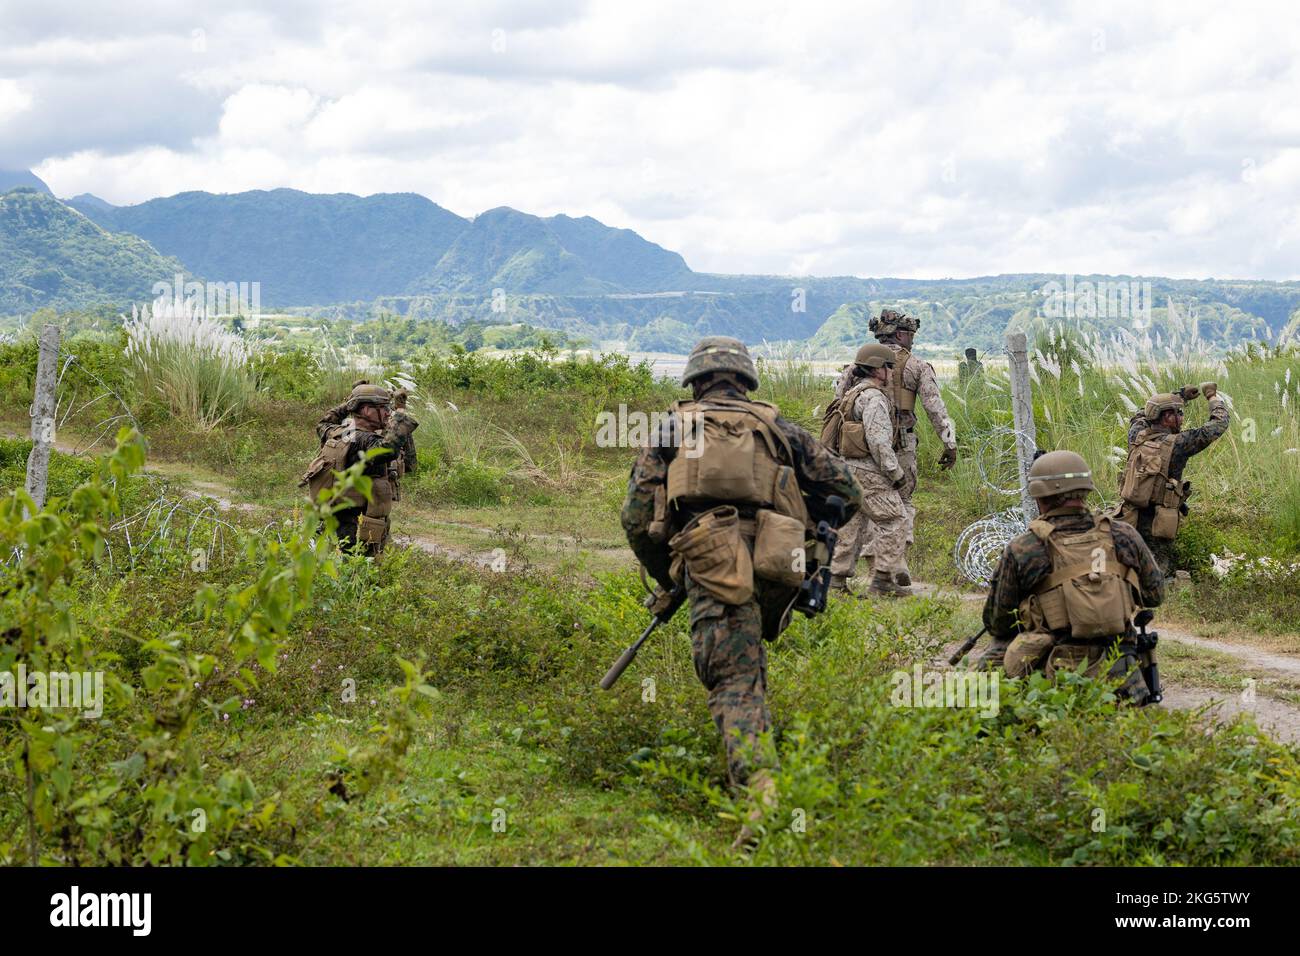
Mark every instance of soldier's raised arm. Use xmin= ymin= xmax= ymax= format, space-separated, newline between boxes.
xmin=1175 ymin=385 xmax=1229 ymax=458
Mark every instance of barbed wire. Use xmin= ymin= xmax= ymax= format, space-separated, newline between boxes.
xmin=972 ymin=424 xmax=1038 ymax=496
xmin=953 ymin=506 xmax=1027 ymax=586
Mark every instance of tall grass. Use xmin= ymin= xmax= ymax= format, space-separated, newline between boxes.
xmin=938 ymin=324 xmax=1300 ymax=553
xmin=124 ymin=300 xmax=257 ymax=430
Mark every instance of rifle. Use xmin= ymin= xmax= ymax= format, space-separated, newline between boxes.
xmin=793 ymin=495 xmax=847 ymax=617
xmin=947 ymin=626 xmax=988 ymax=666
xmin=600 ymin=575 xmax=687 ymax=691
xmin=1131 ymin=609 xmax=1162 ymax=705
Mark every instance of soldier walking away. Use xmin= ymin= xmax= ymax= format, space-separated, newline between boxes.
xmin=957 ymin=347 xmax=984 ymax=385
xmin=865 ymin=307 xmax=958 ymax=586
xmin=1116 ymin=383 xmax=1228 ymax=579
xmin=826 ymin=344 xmax=910 ymax=597
xmin=299 ymin=381 xmax=418 ymax=557
xmin=620 ymin=336 xmax=861 ymax=847
xmin=973 ymin=450 xmax=1165 ymax=704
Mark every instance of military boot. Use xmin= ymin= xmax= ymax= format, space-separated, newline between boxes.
xmin=867 ymin=571 xmax=909 ymax=598
xmin=829 ymin=573 xmax=850 ymax=593
xmin=894 ymin=569 xmax=912 ymax=587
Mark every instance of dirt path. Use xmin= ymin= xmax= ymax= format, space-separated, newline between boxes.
xmin=1160 ymin=626 xmax=1300 ymax=676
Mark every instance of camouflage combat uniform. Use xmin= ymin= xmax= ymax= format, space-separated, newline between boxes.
xmin=879 ymin=344 xmax=956 ymax=561
xmin=315 ymin=406 xmax=414 ymax=556
xmin=621 ymin=379 xmax=861 ymax=787
xmin=829 ymin=379 xmax=907 ymax=580
xmin=976 ymin=506 xmax=1165 ymax=697
xmin=1122 ymin=396 xmax=1229 ymax=576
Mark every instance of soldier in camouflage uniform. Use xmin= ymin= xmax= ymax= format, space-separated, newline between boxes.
xmin=621 ymin=337 xmax=861 ymax=804
xmin=856 ymin=308 xmax=958 ymax=586
xmin=974 ymin=451 xmax=1165 ymax=703
xmin=1117 ymin=383 xmax=1228 ymax=578
xmin=308 ymin=381 xmax=418 ymax=557
xmin=828 ymin=344 xmax=910 ymax=596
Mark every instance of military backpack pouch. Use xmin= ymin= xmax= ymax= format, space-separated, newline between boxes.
xmin=752 ymin=509 xmax=807 ymax=587
xmin=839 ymin=421 xmax=869 ymax=458
xmin=366 ymin=477 xmax=394 ymax=518
xmin=668 ymin=505 xmax=754 ymax=605
xmin=1151 ymin=504 xmax=1181 ymax=540
xmin=693 ymin=415 xmax=759 ymax=500
xmin=771 ymin=464 xmax=810 ymax=527
xmin=357 ymin=513 xmax=388 ymax=544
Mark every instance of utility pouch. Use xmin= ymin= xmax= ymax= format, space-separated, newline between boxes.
xmin=668 ymin=505 xmax=753 ymax=605
xmin=1151 ymin=504 xmax=1181 ymax=540
xmin=771 ymin=464 xmax=810 ymax=528
xmin=357 ymin=513 xmax=389 ymax=545
xmin=367 ymin=477 xmax=394 ymax=518
xmin=839 ymin=421 xmax=869 ymax=458
xmin=753 ymin=509 xmax=807 ymax=587
xmin=648 ymin=485 xmax=669 ymax=543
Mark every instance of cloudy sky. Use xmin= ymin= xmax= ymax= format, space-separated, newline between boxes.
xmin=2 ymin=0 xmax=1298 ymax=280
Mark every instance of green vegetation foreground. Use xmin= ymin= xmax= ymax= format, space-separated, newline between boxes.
xmin=1 ymin=325 xmax=1298 ymax=865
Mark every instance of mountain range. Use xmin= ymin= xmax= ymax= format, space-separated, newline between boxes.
xmin=2 ymin=174 xmax=1298 ymax=353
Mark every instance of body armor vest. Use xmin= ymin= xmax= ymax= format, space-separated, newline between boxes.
xmin=1120 ymin=430 xmax=1183 ymax=510
xmin=1018 ymin=509 xmax=1140 ymax=641
xmin=887 ymin=348 xmax=919 ymax=430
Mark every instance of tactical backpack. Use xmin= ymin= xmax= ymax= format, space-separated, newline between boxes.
xmin=1119 ymin=430 xmax=1185 ymax=539
xmin=819 ymin=379 xmax=883 ymax=458
xmin=665 ymin=397 xmax=811 ymax=594
xmin=298 ymin=424 xmax=365 ymax=507
xmin=1017 ymin=509 xmax=1140 ymax=641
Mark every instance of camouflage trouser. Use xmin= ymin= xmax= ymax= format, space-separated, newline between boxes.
xmin=687 ymin=576 xmax=794 ymax=787
xmin=830 ymin=461 xmax=907 ymax=578
xmin=863 ymin=431 xmax=917 ymax=572
xmin=989 ymin=633 xmax=1149 ymax=704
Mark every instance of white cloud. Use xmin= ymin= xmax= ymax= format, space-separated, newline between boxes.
xmin=10 ymin=0 xmax=1300 ymax=280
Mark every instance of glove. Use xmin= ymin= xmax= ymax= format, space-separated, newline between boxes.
xmin=1199 ymin=381 xmax=1218 ymax=399
xmin=939 ymin=446 xmax=958 ymax=470
xmin=1178 ymin=385 xmax=1200 ymax=401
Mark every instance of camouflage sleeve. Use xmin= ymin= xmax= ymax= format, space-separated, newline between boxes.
xmin=915 ymin=361 xmax=956 ymax=448
xmin=1175 ymin=396 xmax=1229 ymax=460
xmin=317 ymin=402 xmax=351 ymax=442
xmin=778 ymin=418 xmax=863 ymax=527
xmin=1111 ymin=520 xmax=1166 ymax=608
xmin=620 ymin=417 xmax=676 ymax=590
xmin=981 ymin=547 xmax=1024 ymax=640
xmin=857 ymin=391 xmax=902 ymax=481
xmin=1126 ymin=413 xmax=1149 ymax=448
xmin=352 ymin=426 xmax=400 ymax=474
xmin=393 ymin=411 xmax=419 ymax=472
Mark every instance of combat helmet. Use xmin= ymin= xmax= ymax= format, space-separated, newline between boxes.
xmin=346 ymin=381 xmax=392 ymax=410
xmin=868 ymin=307 xmax=920 ymax=340
xmin=681 ymin=336 xmax=759 ymax=391
xmin=1027 ymin=450 xmax=1096 ymax=498
xmin=854 ymin=343 xmax=896 ymax=369
xmin=1144 ymin=392 xmax=1185 ymax=421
